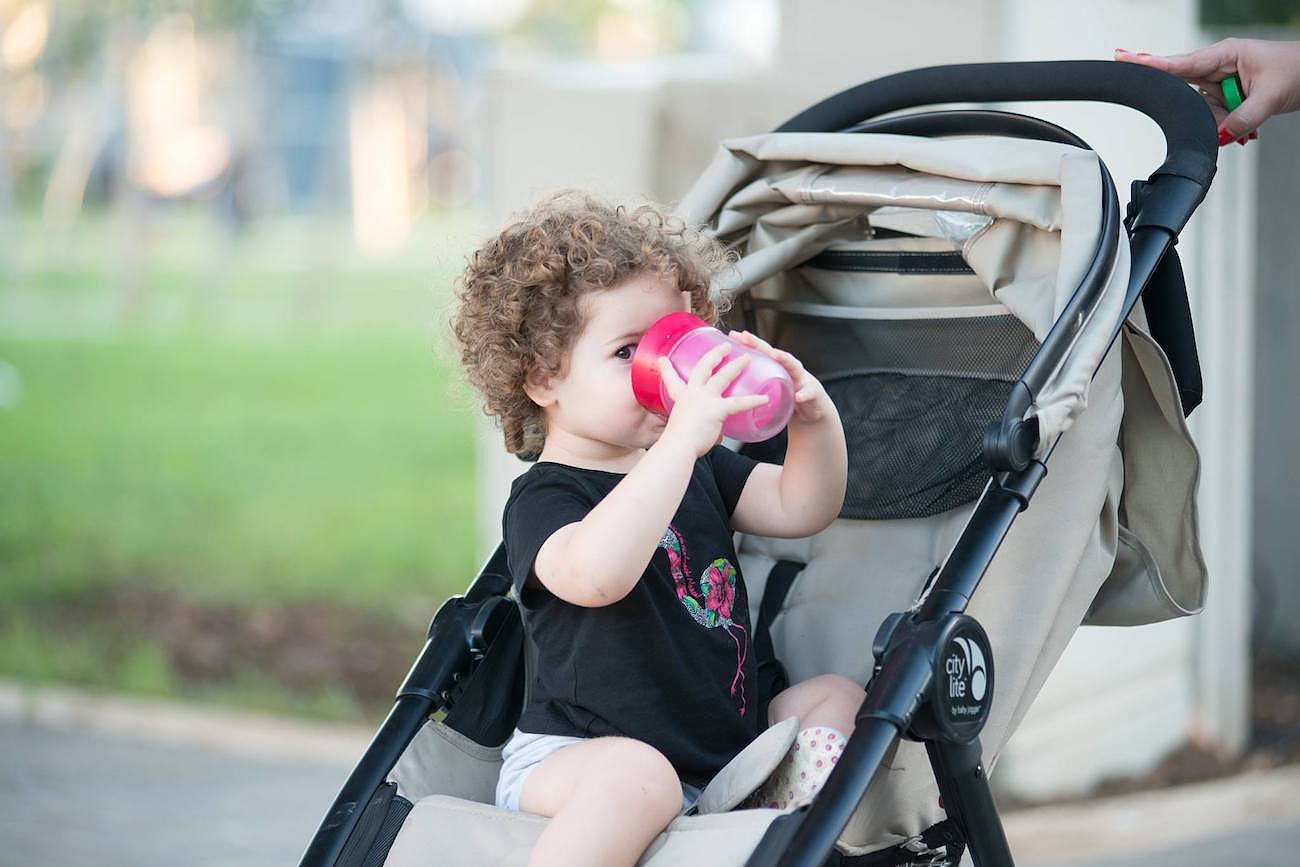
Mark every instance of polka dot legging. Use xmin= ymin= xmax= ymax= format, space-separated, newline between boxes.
xmin=744 ymin=726 xmax=847 ymax=810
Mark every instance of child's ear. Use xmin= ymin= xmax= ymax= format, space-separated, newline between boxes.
xmin=523 ymin=365 xmax=556 ymax=407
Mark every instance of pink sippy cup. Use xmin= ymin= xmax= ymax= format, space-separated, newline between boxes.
xmin=630 ymin=312 xmax=795 ymax=442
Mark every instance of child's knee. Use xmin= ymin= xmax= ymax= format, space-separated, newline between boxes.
xmin=585 ymin=739 xmax=681 ymax=823
xmin=815 ymin=673 xmax=865 ymax=703
xmin=769 ymin=673 xmax=865 ymax=727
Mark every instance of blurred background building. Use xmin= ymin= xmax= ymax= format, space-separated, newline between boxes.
xmin=1 ymin=0 xmax=1297 ymax=808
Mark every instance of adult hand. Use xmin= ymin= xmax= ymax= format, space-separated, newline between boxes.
xmin=1115 ymin=39 xmax=1300 ymax=144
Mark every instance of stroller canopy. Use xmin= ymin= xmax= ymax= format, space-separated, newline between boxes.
xmin=678 ymin=131 xmax=1124 ymax=445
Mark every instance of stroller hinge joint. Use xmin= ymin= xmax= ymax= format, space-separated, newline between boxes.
xmin=989 ymin=462 xmax=1046 ymax=512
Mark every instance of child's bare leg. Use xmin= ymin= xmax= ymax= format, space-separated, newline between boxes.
xmin=767 ymin=673 xmax=865 ymax=732
xmin=746 ymin=674 xmax=867 ymax=809
xmin=519 ymin=737 xmax=682 ymax=867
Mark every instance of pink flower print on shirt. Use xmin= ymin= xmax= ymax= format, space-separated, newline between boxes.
xmin=658 ymin=525 xmax=750 ymax=716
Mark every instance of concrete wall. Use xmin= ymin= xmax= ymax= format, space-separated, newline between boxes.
xmin=1251 ymin=108 xmax=1300 ymax=660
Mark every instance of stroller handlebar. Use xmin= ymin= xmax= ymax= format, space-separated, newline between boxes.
xmin=776 ymin=60 xmax=1217 ymax=196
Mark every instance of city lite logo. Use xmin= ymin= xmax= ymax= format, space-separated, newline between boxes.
xmin=945 ymin=636 xmax=988 ymax=705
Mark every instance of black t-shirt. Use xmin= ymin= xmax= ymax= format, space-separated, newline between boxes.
xmin=503 ymin=446 xmax=761 ymax=789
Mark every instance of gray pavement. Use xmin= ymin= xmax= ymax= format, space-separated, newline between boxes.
xmin=1004 ymin=758 xmax=1300 ymax=867
xmin=0 ymin=719 xmax=349 ymax=867
xmin=1050 ymin=819 xmax=1300 ymax=867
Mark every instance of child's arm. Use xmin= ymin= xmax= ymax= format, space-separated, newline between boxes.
xmin=728 ymin=331 xmax=848 ymax=539
xmin=533 ymin=344 xmax=769 ymax=607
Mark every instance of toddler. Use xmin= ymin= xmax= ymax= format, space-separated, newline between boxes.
xmin=452 ymin=192 xmax=862 ymax=867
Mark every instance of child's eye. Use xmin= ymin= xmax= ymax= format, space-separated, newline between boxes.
xmin=613 ymin=343 xmax=636 ymax=361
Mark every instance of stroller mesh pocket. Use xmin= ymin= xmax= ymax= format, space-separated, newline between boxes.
xmin=755 ymin=312 xmax=1039 ymax=521
xmin=828 ymin=371 xmax=1017 ymax=520
xmin=777 ymin=310 xmax=1039 ymax=382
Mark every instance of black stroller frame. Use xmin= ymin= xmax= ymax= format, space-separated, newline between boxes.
xmin=300 ymin=61 xmax=1216 ymax=867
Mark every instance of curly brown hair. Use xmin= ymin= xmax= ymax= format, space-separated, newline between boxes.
xmin=452 ymin=191 xmax=733 ymax=457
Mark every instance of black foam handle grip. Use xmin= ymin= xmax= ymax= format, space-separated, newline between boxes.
xmin=776 ymin=60 xmax=1217 ymax=191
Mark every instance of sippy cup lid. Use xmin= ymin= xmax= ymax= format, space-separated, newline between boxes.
xmin=630 ymin=311 xmax=711 ymax=416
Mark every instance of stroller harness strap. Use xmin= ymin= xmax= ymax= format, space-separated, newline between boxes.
xmin=754 ymin=559 xmax=805 ymax=720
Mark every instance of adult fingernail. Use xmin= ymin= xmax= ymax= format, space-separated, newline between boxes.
xmin=1237 ymin=137 xmax=1247 ymax=145
xmin=1218 ymin=128 xmax=1234 ymax=146
xmin=1136 ymin=52 xmax=1151 ymax=58
xmin=1248 ymin=131 xmax=1258 ymax=140
xmin=1115 ymin=48 xmax=1129 ymax=54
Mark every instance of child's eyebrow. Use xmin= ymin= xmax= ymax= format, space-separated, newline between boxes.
xmin=604 ymin=331 xmax=643 ymax=347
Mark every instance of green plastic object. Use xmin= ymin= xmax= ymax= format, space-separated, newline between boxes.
xmin=1221 ymin=74 xmax=1244 ymax=111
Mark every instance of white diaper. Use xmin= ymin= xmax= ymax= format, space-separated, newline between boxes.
xmin=494 ymin=728 xmax=703 ymax=813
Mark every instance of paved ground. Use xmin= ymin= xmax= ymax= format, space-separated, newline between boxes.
xmin=1045 ymin=819 xmax=1300 ymax=867
xmin=1004 ymin=757 xmax=1300 ymax=867
xmin=1 ymin=720 xmax=349 ymax=867
xmin=2 ymin=682 xmax=1297 ymax=866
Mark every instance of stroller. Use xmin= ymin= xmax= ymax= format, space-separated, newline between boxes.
xmin=300 ymin=61 xmax=1212 ymax=867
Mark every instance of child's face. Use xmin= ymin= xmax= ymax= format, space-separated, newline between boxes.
xmin=532 ymin=272 xmax=690 ymax=458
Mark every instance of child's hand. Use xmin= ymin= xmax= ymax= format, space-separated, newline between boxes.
xmin=729 ymin=331 xmax=834 ymax=425
xmin=658 ymin=343 xmax=770 ymax=457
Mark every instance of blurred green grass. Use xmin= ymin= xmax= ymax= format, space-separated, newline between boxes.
xmin=0 ymin=210 xmax=488 ymax=717
xmin=0 ymin=336 xmax=474 ymax=606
